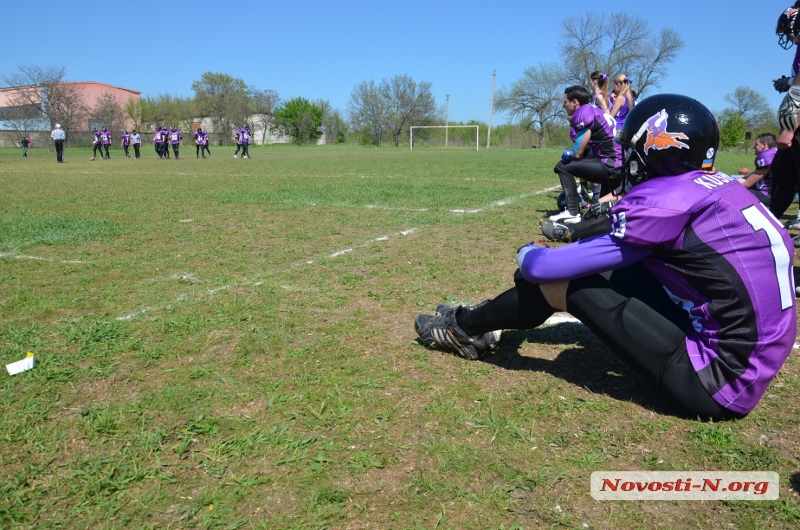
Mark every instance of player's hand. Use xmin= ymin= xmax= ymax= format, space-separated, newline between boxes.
xmin=561 ymin=149 xmax=574 ymax=164
xmin=583 ymin=200 xmax=616 ymax=220
xmin=774 ymin=75 xmax=792 ymax=93
xmin=516 ymin=241 xmax=548 ymax=267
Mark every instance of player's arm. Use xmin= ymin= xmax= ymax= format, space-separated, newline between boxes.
xmin=516 ymin=234 xmax=651 ymax=284
xmin=572 ymin=128 xmax=591 ymax=158
xmin=737 ymin=167 xmax=770 ymax=188
xmin=777 ymin=82 xmax=800 ymax=148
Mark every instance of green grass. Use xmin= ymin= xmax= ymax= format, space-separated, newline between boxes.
xmin=0 ymin=144 xmax=798 ymax=529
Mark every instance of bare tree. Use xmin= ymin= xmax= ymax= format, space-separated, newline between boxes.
xmin=192 ymin=72 xmax=250 ymax=144
xmin=248 ymin=86 xmax=280 ymax=145
xmin=348 ymin=80 xmax=387 ymax=146
xmin=91 ymin=93 xmax=125 ymax=133
xmin=723 ymin=87 xmax=775 ymax=132
xmin=495 ymin=62 xmax=567 ymax=147
xmin=315 ymin=99 xmax=347 ymax=145
xmin=2 ymin=65 xmax=88 ymax=133
xmin=124 ymin=98 xmax=144 ymax=132
xmin=559 ymin=12 xmax=684 ymax=97
xmin=381 ymin=74 xmax=437 ymax=147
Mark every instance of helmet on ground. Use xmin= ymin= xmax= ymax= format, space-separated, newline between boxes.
xmin=777 ymin=6 xmax=800 ymax=49
xmin=616 ymin=94 xmax=719 ymax=187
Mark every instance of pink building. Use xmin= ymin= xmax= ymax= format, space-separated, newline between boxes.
xmin=0 ymin=81 xmax=140 ymax=132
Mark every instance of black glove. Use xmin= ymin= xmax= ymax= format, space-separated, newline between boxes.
xmin=582 ymin=200 xmax=616 ymax=220
xmin=774 ymin=75 xmax=793 ymax=93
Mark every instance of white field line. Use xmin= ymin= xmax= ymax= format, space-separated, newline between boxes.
xmin=0 ymin=252 xmax=85 ymax=264
xmin=116 ymin=185 xmax=560 ymax=321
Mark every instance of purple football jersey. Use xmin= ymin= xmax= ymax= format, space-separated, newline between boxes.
xmin=754 ymin=147 xmax=777 ymax=197
xmin=610 ymin=170 xmax=796 ymax=414
xmin=194 ymin=131 xmax=206 ymax=145
xmin=570 ymin=104 xmax=621 ymax=167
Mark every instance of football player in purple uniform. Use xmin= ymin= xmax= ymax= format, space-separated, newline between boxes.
xmin=169 ymin=126 xmax=182 ymax=159
xmin=737 ymin=133 xmax=777 ymax=206
xmin=240 ymin=124 xmax=251 ymax=158
xmin=551 ymin=85 xmax=621 ymax=223
xmin=194 ymin=127 xmax=207 ymax=158
xmin=202 ymin=129 xmax=211 ymax=157
xmin=92 ymin=128 xmax=104 ymax=159
xmin=414 ymin=94 xmax=796 ymax=421
xmin=120 ymin=130 xmax=131 ymax=158
xmin=153 ymin=126 xmax=164 ymax=159
xmin=100 ymin=126 xmax=112 ymax=159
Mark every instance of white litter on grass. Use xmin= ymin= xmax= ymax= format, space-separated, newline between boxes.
xmin=6 ymin=353 xmax=35 ymax=375
xmin=178 ymin=219 xmax=193 ymax=223
xmin=544 ymin=313 xmax=582 ymax=326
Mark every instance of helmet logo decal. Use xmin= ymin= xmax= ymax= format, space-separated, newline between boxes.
xmin=631 ymin=109 xmax=690 ymax=154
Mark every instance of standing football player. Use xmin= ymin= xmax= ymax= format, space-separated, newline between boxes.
xmin=121 ymin=130 xmax=131 ymax=158
xmin=770 ymin=3 xmax=800 ymax=220
xmin=414 ymin=94 xmax=796 ymax=421
xmin=194 ymin=127 xmax=206 ymax=158
xmin=169 ymin=126 xmax=182 ymax=159
xmin=100 ymin=126 xmax=112 ymax=160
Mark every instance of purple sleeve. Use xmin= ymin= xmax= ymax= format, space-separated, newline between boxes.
xmin=793 ymin=45 xmax=800 ymax=77
xmin=518 ymin=235 xmax=652 ymax=284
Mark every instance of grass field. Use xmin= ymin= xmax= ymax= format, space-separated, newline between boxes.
xmin=1 ymin=144 xmax=798 ymax=529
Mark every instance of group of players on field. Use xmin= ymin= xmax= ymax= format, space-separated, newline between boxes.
xmin=90 ymin=124 xmax=253 ymax=160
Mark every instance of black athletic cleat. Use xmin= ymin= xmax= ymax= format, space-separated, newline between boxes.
xmin=539 ymin=219 xmax=574 ymax=242
xmin=415 ymin=305 xmax=500 ymax=359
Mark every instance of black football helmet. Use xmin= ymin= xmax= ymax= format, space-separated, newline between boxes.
xmin=777 ymin=6 xmax=800 ymax=49
xmin=616 ymin=94 xmax=719 ymax=187
xmin=197 ymin=127 xmax=203 ymax=132
xmin=171 ymin=126 xmax=177 ymax=131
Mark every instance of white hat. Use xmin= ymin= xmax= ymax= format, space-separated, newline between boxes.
xmin=55 ymin=124 xmax=61 ymax=128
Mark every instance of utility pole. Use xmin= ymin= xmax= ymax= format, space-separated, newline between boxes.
xmin=445 ymin=94 xmax=450 ymax=148
xmin=487 ymin=70 xmax=496 ymax=149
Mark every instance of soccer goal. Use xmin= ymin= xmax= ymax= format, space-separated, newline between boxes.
xmin=409 ymin=125 xmax=479 ymax=151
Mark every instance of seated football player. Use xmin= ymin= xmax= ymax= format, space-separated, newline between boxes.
xmin=737 ymin=133 xmax=777 ymax=207
xmin=550 ymin=85 xmax=621 ymax=223
xmin=414 ymin=94 xmax=796 ymax=421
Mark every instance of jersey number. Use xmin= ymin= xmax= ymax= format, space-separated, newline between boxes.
xmin=742 ymin=205 xmax=794 ymax=310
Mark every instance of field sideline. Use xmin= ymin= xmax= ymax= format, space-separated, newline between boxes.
xmin=1 ymin=145 xmax=798 ymax=529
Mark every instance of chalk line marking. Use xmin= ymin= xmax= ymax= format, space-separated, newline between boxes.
xmin=0 ymin=252 xmax=85 ymax=264
xmin=116 ymin=185 xmax=558 ymax=321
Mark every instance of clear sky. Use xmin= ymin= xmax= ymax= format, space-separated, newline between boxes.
xmin=0 ymin=1 xmax=791 ymax=124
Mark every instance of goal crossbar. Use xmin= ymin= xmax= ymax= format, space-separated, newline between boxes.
xmin=409 ymin=125 xmax=479 ymax=151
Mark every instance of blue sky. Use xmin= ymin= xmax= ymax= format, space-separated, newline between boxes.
xmin=1 ymin=1 xmax=791 ymax=124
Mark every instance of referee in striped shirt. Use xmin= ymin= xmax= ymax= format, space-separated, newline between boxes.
xmin=51 ymin=123 xmax=66 ymax=163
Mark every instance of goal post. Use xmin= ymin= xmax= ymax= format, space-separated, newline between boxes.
xmin=409 ymin=125 xmax=479 ymax=151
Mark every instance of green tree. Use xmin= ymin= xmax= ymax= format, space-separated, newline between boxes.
xmin=718 ymin=112 xmax=747 ymax=150
xmin=192 ymin=72 xmax=249 ymax=144
xmin=272 ymin=98 xmax=324 ymax=145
